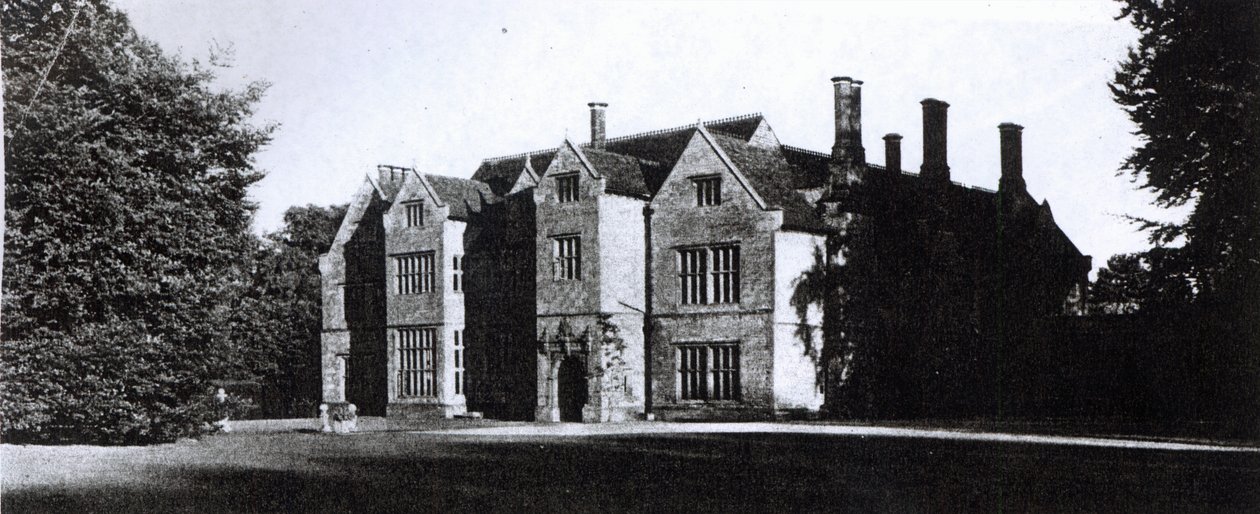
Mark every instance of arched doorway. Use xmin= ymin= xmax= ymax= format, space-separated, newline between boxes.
xmin=557 ymin=355 xmax=588 ymax=422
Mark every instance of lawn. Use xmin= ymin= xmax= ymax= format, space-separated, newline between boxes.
xmin=5 ymin=427 xmax=1259 ymax=512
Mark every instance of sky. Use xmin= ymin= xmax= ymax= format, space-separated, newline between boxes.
xmin=114 ymin=0 xmax=1166 ymax=275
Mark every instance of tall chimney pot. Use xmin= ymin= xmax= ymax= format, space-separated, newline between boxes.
xmin=589 ymin=102 xmax=608 ymax=149
xmin=883 ymin=133 xmax=903 ymax=174
xmin=831 ymin=77 xmax=865 ymax=166
xmin=920 ymin=98 xmax=950 ymax=181
xmin=999 ymin=122 xmax=1025 ymax=191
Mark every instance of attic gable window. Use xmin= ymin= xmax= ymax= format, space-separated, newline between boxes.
xmin=693 ymin=176 xmax=721 ymax=206
xmin=404 ymin=201 xmax=424 ymax=227
xmin=556 ymin=173 xmax=579 ymax=203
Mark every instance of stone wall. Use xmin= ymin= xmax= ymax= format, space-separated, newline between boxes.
xmin=772 ymin=231 xmax=825 ymax=411
xmin=648 ymin=133 xmax=785 ymax=419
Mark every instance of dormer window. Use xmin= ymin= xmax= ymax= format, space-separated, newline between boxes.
xmin=556 ymin=173 xmax=579 ymax=203
xmin=693 ymin=176 xmax=721 ymax=207
xmin=404 ymin=201 xmax=423 ymax=227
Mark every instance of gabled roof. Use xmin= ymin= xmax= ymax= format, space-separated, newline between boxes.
xmin=473 ymin=149 xmax=557 ymax=196
xmin=327 ymin=176 xmax=386 ymax=253
xmin=561 ymin=137 xmax=601 ymax=179
xmin=425 ymin=173 xmax=499 ymax=221
xmin=709 ymin=132 xmax=827 ymax=232
xmin=704 ymin=113 xmax=766 ymax=141
xmin=583 ymin=148 xmax=650 ymax=198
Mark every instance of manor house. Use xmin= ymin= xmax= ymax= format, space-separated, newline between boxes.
xmin=320 ymin=76 xmax=1091 ymax=422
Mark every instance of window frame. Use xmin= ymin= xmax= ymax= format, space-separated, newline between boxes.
xmin=553 ymin=234 xmax=582 ymax=281
xmin=453 ymin=329 xmax=464 ymax=396
xmin=403 ymin=200 xmax=424 ymax=227
xmin=676 ymin=342 xmax=741 ymax=402
xmin=452 ymin=255 xmax=463 ymax=293
xmin=555 ymin=173 xmax=580 ymax=203
xmin=677 ymin=244 xmax=741 ymax=305
xmin=395 ymin=251 xmax=437 ymax=295
xmin=692 ymin=175 xmax=722 ymax=207
xmin=398 ymin=327 xmax=438 ymax=398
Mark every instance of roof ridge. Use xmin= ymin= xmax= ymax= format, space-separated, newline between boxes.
xmin=604 ymin=123 xmax=698 ymax=145
xmin=895 ymin=168 xmax=998 ymax=194
xmin=481 ymin=148 xmax=559 ymax=164
xmin=603 ymin=112 xmax=763 ymax=146
xmin=704 ymin=112 xmax=763 ymax=126
xmin=575 ymin=143 xmax=666 ymax=168
xmin=706 ymin=127 xmax=745 ymax=139
xmin=780 ymin=144 xmax=830 ymax=159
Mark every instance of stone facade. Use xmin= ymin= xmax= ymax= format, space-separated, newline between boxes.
xmin=319 ymin=76 xmax=1091 ymax=421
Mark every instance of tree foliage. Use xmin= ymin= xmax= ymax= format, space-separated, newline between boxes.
xmin=1109 ymin=0 xmax=1260 ymax=431
xmin=1 ymin=0 xmax=275 ymax=443
xmin=227 ymin=205 xmax=347 ymax=417
xmin=1111 ymin=0 xmax=1260 ymax=305
xmin=1088 ymin=250 xmax=1193 ymax=314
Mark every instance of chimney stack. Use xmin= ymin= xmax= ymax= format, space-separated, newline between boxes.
xmin=883 ymin=133 xmax=902 ymax=174
xmin=920 ymin=98 xmax=950 ymax=181
xmin=830 ymin=77 xmax=865 ymax=166
xmin=589 ymin=102 xmax=608 ymax=149
xmin=998 ymin=122 xmax=1026 ymax=191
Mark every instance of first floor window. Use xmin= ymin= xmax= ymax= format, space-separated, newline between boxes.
xmin=399 ymin=327 xmax=437 ymax=397
xmin=678 ymin=343 xmax=740 ymax=401
xmin=554 ymin=235 xmax=581 ymax=280
xmin=452 ymin=255 xmax=463 ymax=292
xmin=679 ymin=244 xmax=740 ymax=304
xmin=396 ymin=252 xmax=436 ymax=294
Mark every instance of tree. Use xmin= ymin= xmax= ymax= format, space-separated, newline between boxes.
xmin=1111 ymin=0 xmax=1260 ymax=306
xmin=1088 ymin=250 xmax=1194 ymax=314
xmin=1111 ymin=0 xmax=1260 ymax=434
xmin=1 ymin=0 xmax=275 ymax=443
xmin=228 ymin=205 xmax=347 ymax=417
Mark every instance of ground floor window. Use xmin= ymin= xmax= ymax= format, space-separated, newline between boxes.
xmin=399 ymin=327 xmax=437 ymax=397
xmin=677 ymin=343 xmax=740 ymax=401
xmin=453 ymin=329 xmax=465 ymax=395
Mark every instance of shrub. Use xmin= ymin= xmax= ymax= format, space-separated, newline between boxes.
xmin=0 ymin=322 xmax=224 ymax=444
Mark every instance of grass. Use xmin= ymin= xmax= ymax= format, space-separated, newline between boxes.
xmin=5 ymin=427 xmax=1260 ymax=513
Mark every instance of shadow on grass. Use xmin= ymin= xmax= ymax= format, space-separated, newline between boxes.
xmin=6 ymin=433 xmax=1260 ymax=513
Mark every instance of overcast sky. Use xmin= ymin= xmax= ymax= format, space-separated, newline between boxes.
xmin=115 ymin=0 xmax=1166 ymax=274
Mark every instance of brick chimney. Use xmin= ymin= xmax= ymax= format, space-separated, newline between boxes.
xmin=998 ymin=122 xmax=1026 ymax=191
xmin=830 ymin=77 xmax=865 ymax=166
xmin=883 ymin=133 xmax=902 ymax=174
xmin=589 ymin=102 xmax=608 ymax=149
xmin=920 ymin=99 xmax=950 ymax=181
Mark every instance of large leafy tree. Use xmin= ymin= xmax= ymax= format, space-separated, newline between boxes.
xmin=1111 ymin=0 xmax=1260 ymax=306
xmin=1111 ymin=0 xmax=1260 ymax=433
xmin=227 ymin=205 xmax=347 ymax=417
xmin=1 ymin=0 xmax=275 ymax=443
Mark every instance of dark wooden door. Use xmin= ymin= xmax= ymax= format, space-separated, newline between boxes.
xmin=558 ymin=356 xmax=588 ymax=422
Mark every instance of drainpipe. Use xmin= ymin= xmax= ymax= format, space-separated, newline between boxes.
xmin=643 ymin=204 xmax=655 ymax=420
